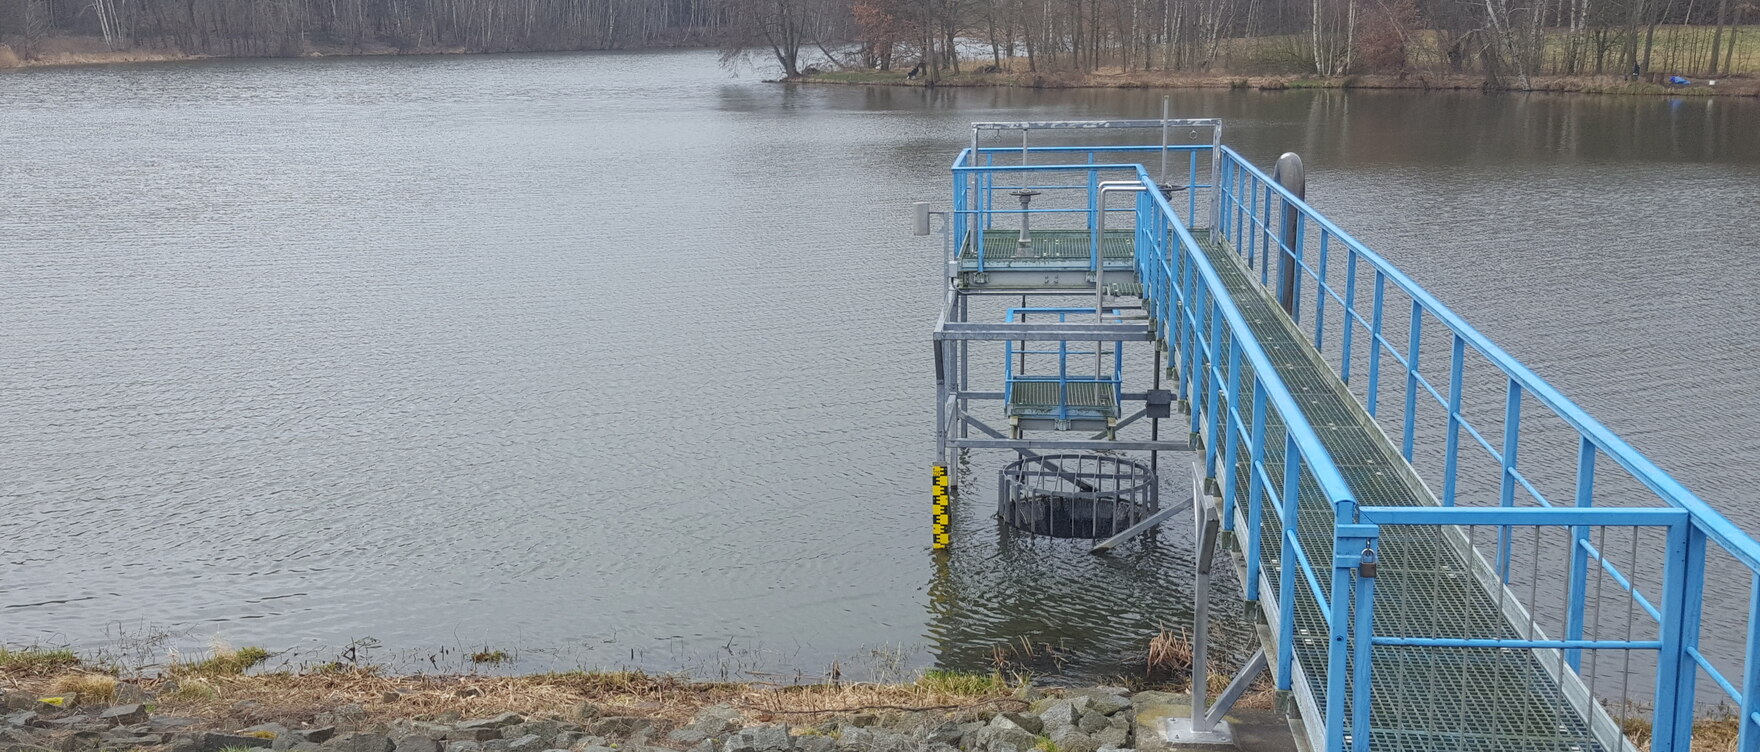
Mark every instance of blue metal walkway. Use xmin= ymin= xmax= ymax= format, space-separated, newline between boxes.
xmin=941 ymin=121 xmax=1760 ymax=752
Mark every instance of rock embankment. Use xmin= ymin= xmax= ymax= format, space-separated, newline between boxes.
xmin=0 ymin=685 xmax=1180 ymax=752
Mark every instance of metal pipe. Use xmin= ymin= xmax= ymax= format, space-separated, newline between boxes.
xmin=1160 ymin=96 xmax=1171 ymax=185
xmin=1192 ymin=472 xmax=1221 ymax=731
xmin=1096 ymin=181 xmax=1148 ymax=316
xmin=1273 ymin=152 xmax=1305 ymax=315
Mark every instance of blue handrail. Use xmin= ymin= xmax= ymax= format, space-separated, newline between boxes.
xmin=1214 ymin=144 xmax=1760 ymax=752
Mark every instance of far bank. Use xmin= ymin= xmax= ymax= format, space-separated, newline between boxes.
xmin=790 ymin=68 xmax=1760 ymax=98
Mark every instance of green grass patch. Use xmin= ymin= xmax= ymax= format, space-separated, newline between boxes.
xmin=916 ymin=668 xmax=1003 ymax=695
xmin=173 ymin=646 xmax=269 ymax=676
xmin=1033 ymin=736 xmax=1060 ymax=752
xmin=0 ymin=647 xmax=80 ymax=676
xmin=469 ymin=649 xmax=511 ymax=666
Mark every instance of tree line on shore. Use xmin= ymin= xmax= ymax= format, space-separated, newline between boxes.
xmin=0 ymin=0 xmax=1750 ymax=86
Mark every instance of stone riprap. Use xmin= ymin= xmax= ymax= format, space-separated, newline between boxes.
xmin=0 ymin=684 xmax=1162 ymax=752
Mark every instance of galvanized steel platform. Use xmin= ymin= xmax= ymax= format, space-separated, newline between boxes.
xmin=1194 ymin=228 xmax=1608 ymax=752
xmin=933 ymin=123 xmax=1757 ymax=752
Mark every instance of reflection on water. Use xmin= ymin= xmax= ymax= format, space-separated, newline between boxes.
xmin=0 ymin=51 xmax=1755 ymax=682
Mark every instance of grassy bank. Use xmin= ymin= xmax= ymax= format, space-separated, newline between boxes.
xmin=793 ymin=67 xmax=1760 ymax=97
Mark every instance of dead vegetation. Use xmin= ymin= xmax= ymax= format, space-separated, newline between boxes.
xmin=0 ymin=651 xmax=1026 ymax=735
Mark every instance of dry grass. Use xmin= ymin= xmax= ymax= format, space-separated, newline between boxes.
xmin=48 ymin=673 xmax=118 ymax=703
xmin=1145 ymin=630 xmax=1194 ymax=681
xmin=1617 ymin=714 xmax=1741 ymax=752
xmin=2 ymin=666 xmax=1022 ymax=733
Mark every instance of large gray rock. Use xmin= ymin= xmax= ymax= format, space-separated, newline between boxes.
xmin=446 ymin=729 xmax=500 ymax=743
xmin=668 ymin=705 xmax=742 ymax=745
xmin=170 ymin=732 xmax=273 ymax=752
xmin=99 ymin=705 xmax=149 ymax=727
xmin=832 ymin=726 xmax=909 ymax=751
xmin=52 ymin=731 xmax=103 ymax=752
xmin=325 ymin=732 xmax=394 ymax=752
xmin=922 ymin=721 xmax=966 ymax=747
xmin=1076 ymin=692 xmax=1130 ymax=717
xmin=500 ymin=722 xmax=567 ymax=747
xmin=1037 ymin=701 xmax=1078 ymax=735
xmin=997 ymin=714 xmax=1043 ymax=735
xmin=1076 ymin=713 xmax=1109 ymax=734
xmin=0 ymin=729 xmax=41 ymax=746
xmin=3 ymin=713 xmax=37 ymax=729
xmin=314 ymin=706 xmax=366 ymax=729
xmin=1046 ymin=727 xmax=1097 ymax=752
xmin=1093 ymin=726 xmax=1130 ymax=749
xmin=386 ymin=723 xmax=451 ymax=742
xmin=483 ymin=734 xmax=544 ymax=752
xmin=723 ymin=724 xmax=791 ymax=752
xmin=793 ymin=736 xmax=834 ymax=752
xmin=443 ymin=742 xmax=483 ymax=752
xmin=96 ymin=735 xmax=162 ymax=749
xmin=395 ymin=735 xmax=442 ymax=752
xmin=299 ymin=728 xmax=340 ymax=744
xmin=583 ymin=718 xmax=648 ymax=740
xmin=458 ymin=715 xmax=523 ymax=732
xmin=973 ymin=725 xmax=1037 ymax=752
xmin=239 ymin=724 xmax=291 ymax=741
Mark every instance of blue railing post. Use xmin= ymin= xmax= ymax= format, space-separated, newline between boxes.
xmin=1187 ymin=150 xmax=1198 ymax=224
xmin=1276 ymin=432 xmax=1301 ymax=693
xmin=1400 ymin=302 xmax=1422 ymax=461
xmin=1739 ymin=573 xmax=1760 ymax=752
xmin=1350 ymin=533 xmax=1377 ymax=752
xmin=1189 ymin=290 xmax=1211 ymax=439
xmin=1564 ymin=437 xmax=1595 ymax=670
xmin=1313 ymin=233 xmax=1330 ymax=349
xmin=1653 ymin=520 xmax=1706 ymax=752
xmin=1245 ymin=383 xmax=1269 ymax=603
xmin=1205 ymin=304 xmax=1224 ymax=482
xmin=953 ymin=163 xmax=968 ymax=268
xmin=1366 ymin=274 xmax=1386 ymax=417
xmin=1331 ymin=521 xmax=1376 ymax=752
xmin=1341 ymin=253 xmax=1358 ymax=384
xmin=1496 ymin=379 xmax=1523 ymax=580
xmin=1221 ymin=340 xmax=1244 ymax=530
xmin=1441 ymin=335 xmax=1466 ymax=508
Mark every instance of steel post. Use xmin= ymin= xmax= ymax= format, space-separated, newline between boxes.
xmin=1273 ymin=153 xmax=1304 ymax=315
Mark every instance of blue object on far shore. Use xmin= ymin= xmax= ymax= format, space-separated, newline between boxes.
xmin=1669 ymin=75 xmax=1692 ymax=85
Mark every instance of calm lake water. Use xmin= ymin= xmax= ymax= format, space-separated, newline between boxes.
xmin=2 ymin=50 xmax=1756 ymax=684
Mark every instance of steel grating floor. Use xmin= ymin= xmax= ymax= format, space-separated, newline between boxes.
xmin=964 ymin=229 xmax=1136 ymax=265
xmin=1007 ymin=380 xmax=1120 ymax=418
xmin=1187 ymin=230 xmax=1609 ymax=752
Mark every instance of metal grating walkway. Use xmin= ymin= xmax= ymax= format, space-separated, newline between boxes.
xmin=964 ymin=229 xmax=1136 ymax=265
xmin=1190 ymin=229 xmax=1608 ymax=752
xmin=1006 ymin=380 xmax=1121 ymax=419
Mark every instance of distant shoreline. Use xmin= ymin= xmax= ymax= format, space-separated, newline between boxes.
xmin=789 ymin=69 xmax=1760 ymax=98
xmin=0 ymin=39 xmax=707 ymax=71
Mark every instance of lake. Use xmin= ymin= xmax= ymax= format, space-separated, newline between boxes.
xmin=2 ymin=50 xmax=1756 ymax=684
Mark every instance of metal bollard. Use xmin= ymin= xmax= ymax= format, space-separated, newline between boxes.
xmin=1272 ymin=153 xmax=1305 ymax=316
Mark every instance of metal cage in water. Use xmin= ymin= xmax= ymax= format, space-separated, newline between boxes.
xmin=997 ymin=454 xmax=1159 ymax=539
